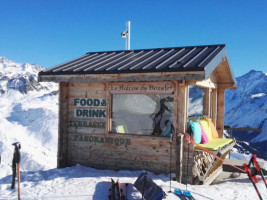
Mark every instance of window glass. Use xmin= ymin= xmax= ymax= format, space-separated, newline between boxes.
xmin=188 ymin=85 xmax=204 ymax=116
xmin=112 ymin=94 xmax=174 ymax=136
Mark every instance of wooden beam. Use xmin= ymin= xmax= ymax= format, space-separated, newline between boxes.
xmin=177 ymin=81 xmax=188 ymax=133
xmin=58 ymin=82 xmax=69 ymax=168
xmin=38 ymin=71 xmax=205 ymax=83
xmin=195 ymin=78 xmax=217 ymax=89
xmin=173 ymin=81 xmax=179 ymax=134
xmin=176 ymin=133 xmax=184 ymax=183
xmin=211 ymin=89 xmax=217 ymax=126
xmin=106 ymin=82 xmax=111 ymax=135
xmin=224 ymin=127 xmax=262 ymax=132
xmin=216 ymin=83 xmax=236 ymax=89
xmin=217 ymin=86 xmax=225 ymax=138
xmin=203 ymin=88 xmax=211 ymax=117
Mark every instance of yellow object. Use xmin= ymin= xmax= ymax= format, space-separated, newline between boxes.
xmin=196 ymin=138 xmax=233 ymax=151
xmin=199 ymin=119 xmax=213 ymax=141
xmin=208 ymin=119 xmax=219 ymax=138
xmin=116 ymin=125 xmax=125 ymax=133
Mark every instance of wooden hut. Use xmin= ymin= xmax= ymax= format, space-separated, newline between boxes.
xmin=38 ymin=44 xmax=236 ymax=185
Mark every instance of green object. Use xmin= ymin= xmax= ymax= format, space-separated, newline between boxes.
xmin=195 ymin=138 xmax=233 ymax=151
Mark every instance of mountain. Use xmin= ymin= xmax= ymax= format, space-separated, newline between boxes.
xmin=0 ymin=56 xmax=56 ymax=94
xmin=0 ymin=57 xmax=58 ymax=179
xmin=225 ymin=70 xmax=267 ymax=158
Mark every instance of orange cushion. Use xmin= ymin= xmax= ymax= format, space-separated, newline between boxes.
xmin=208 ymin=119 xmax=219 ymax=138
xmin=199 ymin=119 xmax=213 ymax=141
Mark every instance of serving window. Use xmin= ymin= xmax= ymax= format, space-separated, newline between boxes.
xmin=109 ymin=82 xmax=175 ymax=137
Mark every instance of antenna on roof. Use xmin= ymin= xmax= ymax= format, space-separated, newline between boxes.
xmin=121 ymin=21 xmax=130 ymax=50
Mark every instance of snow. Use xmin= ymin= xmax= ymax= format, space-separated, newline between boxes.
xmin=1 ymin=164 xmax=267 ymax=200
xmin=0 ymin=90 xmax=58 ymax=179
xmin=0 ymin=58 xmax=267 ymax=199
xmin=251 ymin=93 xmax=265 ymax=98
xmin=225 ymin=70 xmax=267 ymax=146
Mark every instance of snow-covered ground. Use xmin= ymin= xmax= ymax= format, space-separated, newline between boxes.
xmin=1 ymin=164 xmax=267 ymax=200
xmin=0 ymin=89 xmax=58 ymax=179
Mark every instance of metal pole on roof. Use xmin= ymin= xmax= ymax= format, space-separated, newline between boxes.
xmin=121 ymin=21 xmax=130 ymax=50
xmin=127 ymin=21 xmax=130 ymax=50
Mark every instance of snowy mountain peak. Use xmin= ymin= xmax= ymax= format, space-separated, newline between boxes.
xmin=0 ymin=57 xmax=57 ymax=94
xmin=225 ymin=70 xmax=267 ymax=158
xmin=0 ymin=57 xmax=44 ymax=75
xmin=0 ymin=56 xmax=11 ymax=63
xmin=233 ymin=70 xmax=267 ymax=99
xmin=238 ymin=70 xmax=267 ymax=82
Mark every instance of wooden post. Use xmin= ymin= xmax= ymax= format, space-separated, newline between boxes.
xmin=106 ymin=82 xmax=112 ymax=135
xmin=217 ymin=86 xmax=225 ymax=138
xmin=177 ymin=81 xmax=188 ymax=133
xmin=176 ymin=133 xmax=184 ymax=183
xmin=211 ymin=89 xmax=217 ymax=126
xmin=57 ymin=82 xmax=69 ymax=168
xmin=176 ymin=81 xmax=188 ymax=182
xmin=203 ymin=88 xmax=211 ymax=117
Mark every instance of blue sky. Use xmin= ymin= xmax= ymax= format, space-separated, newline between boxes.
xmin=0 ymin=0 xmax=266 ymax=76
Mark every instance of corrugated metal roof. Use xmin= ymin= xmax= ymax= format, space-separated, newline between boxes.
xmin=39 ymin=44 xmax=226 ymax=75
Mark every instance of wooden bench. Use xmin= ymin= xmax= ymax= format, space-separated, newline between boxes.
xmin=186 ymin=116 xmax=236 ymax=185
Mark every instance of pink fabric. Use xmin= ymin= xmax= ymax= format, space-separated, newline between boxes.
xmin=200 ymin=124 xmax=209 ymax=144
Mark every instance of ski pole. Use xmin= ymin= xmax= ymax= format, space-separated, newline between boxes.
xmin=168 ymin=131 xmax=173 ymax=193
xmin=17 ymin=163 xmax=21 ymax=200
xmin=252 ymin=155 xmax=267 ymax=189
xmin=250 ymin=177 xmax=263 ymax=200
xmin=11 ymin=158 xmax=16 ymax=189
xmin=243 ymin=163 xmax=263 ymax=200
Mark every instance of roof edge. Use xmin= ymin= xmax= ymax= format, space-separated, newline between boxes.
xmin=204 ymin=45 xmax=237 ymax=88
xmin=38 ymin=71 xmax=205 ymax=83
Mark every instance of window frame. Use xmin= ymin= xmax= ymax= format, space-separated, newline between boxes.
xmin=108 ymin=81 xmax=176 ymax=138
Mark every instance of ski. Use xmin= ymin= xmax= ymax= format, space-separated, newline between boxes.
xmin=109 ymin=178 xmax=116 ymax=200
xmin=125 ymin=183 xmax=128 ymax=200
xmin=115 ymin=179 xmax=126 ymax=200
xmin=183 ymin=190 xmax=195 ymax=200
xmin=174 ymin=189 xmax=195 ymax=200
xmin=109 ymin=178 xmax=127 ymax=200
xmin=174 ymin=189 xmax=187 ymax=200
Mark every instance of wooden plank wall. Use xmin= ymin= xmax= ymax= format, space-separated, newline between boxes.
xmin=59 ymin=81 xmax=177 ymax=174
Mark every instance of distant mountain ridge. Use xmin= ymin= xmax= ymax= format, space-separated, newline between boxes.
xmin=0 ymin=56 xmax=55 ymax=94
xmin=225 ymin=70 xmax=267 ymax=134
xmin=225 ymin=70 xmax=267 ymax=158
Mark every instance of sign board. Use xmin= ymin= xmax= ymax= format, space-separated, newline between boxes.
xmin=70 ymin=98 xmax=107 ymax=128
xmin=109 ymin=82 xmax=174 ymax=94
